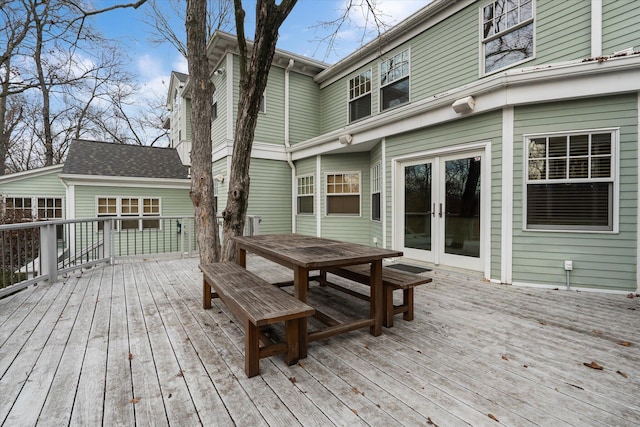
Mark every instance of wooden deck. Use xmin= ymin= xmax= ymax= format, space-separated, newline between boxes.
xmin=1 ymin=256 xmax=639 ymax=426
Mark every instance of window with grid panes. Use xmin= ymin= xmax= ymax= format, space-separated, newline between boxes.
xmin=380 ymin=49 xmax=409 ymax=111
xmin=326 ymin=172 xmax=360 ymax=215
xmin=142 ymin=198 xmax=160 ymax=229
xmin=37 ymin=197 xmax=63 ymax=220
xmin=349 ymin=70 xmax=372 ymax=122
xmin=525 ymin=131 xmax=615 ymax=231
xmin=482 ymin=0 xmax=534 ymax=74
xmin=371 ymin=162 xmax=382 ymax=221
xmin=297 ymin=175 xmax=314 ymax=214
xmin=120 ymin=198 xmax=139 ymax=230
xmin=97 ymin=197 xmax=117 ymax=230
xmin=4 ymin=197 xmax=32 ymax=220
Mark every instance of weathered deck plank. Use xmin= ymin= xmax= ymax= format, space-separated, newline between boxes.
xmin=0 ymin=256 xmax=638 ymax=426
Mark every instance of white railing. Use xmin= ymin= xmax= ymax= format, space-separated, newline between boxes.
xmin=0 ymin=215 xmax=261 ymax=298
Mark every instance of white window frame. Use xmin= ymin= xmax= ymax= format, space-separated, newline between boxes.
xmin=296 ymin=174 xmax=315 ymax=215
xmin=36 ymin=197 xmax=64 ymax=220
xmin=523 ymin=128 xmax=619 ymax=233
xmin=96 ymin=196 xmax=162 ymax=231
xmin=480 ymin=0 xmax=536 ymax=76
xmin=380 ymin=48 xmax=410 ymax=112
xmin=371 ymin=162 xmax=382 ymax=222
xmin=325 ymin=171 xmax=361 ymax=217
xmin=348 ymin=69 xmax=372 ymax=123
xmin=3 ymin=196 xmax=64 ymax=221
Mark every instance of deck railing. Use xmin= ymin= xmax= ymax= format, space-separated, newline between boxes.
xmin=0 ymin=215 xmax=261 ymax=298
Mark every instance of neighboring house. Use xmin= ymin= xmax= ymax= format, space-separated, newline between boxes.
xmin=0 ymin=139 xmax=194 ymax=254
xmin=169 ymin=0 xmax=640 ymax=293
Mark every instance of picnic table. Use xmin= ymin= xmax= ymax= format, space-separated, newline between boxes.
xmin=232 ymin=234 xmax=403 ymax=358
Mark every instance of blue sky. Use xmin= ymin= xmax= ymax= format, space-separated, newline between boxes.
xmin=90 ymin=0 xmax=429 ymax=102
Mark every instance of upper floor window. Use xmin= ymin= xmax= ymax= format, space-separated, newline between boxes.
xmin=212 ymin=91 xmax=218 ymax=120
xmin=349 ymin=70 xmax=372 ymax=122
xmin=326 ymin=172 xmax=360 ymax=216
xmin=482 ymin=0 xmax=534 ymax=74
xmin=297 ymin=175 xmax=314 ymax=215
xmin=371 ymin=162 xmax=382 ymax=222
xmin=525 ymin=130 xmax=615 ymax=231
xmin=380 ymin=49 xmax=410 ymax=111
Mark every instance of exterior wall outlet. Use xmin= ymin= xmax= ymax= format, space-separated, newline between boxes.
xmin=373 ymin=237 xmax=378 ymax=244
xmin=564 ymin=260 xmax=573 ymax=271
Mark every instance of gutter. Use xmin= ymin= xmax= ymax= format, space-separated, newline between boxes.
xmin=284 ymin=58 xmax=296 ymax=233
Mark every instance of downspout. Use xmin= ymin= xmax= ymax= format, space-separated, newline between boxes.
xmin=284 ymin=58 xmax=296 ymax=233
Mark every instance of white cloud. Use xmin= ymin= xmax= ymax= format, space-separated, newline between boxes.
xmin=172 ymin=55 xmax=188 ymax=74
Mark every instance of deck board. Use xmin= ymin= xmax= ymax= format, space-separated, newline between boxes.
xmin=1 ymin=256 xmax=639 ymax=426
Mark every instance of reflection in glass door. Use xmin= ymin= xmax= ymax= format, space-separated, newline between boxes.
xmin=443 ymin=156 xmax=481 ymax=258
xmin=404 ymin=164 xmax=432 ymax=251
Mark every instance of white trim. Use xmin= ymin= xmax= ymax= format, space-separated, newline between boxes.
xmin=226 ymin=52 xmax=234 ymax=141
xmin=370 ymin=160 xmax=382 ymax=222
xmin=512 ymin=280 xmax=631 ymax=295
xmin=591 ymin=0 xmax=603 ymax=57
xmin=347 ymin=68 xmax=373 ymax=124
xmin=295 ymin=174 xmax=315 ymax=216
xmin=213 ymin=140 xmax=287 ymax=162
xmin=316 ymin=155 xmax=322 ymax=236
xmin=382 ymin=138 xmax=387 ymax=248
xmin=60 ymin=175 xmax=190 ymax=189
xmin=637 ymin=91 xmax=640 ymax=293
xmin=66 ymin=184 xmax=75 ymax=220
xmin=95 ymin=195 xmax=162 ymax=232
xmin=379 ymin=47 xmax=411 ymax=112
xmin=501 ymin=107 xmax=514 ymax=284
xmin=522 ymin=128 xmax=619 ymax=233
xmin=0 ymin=164 xmax=64 ymax=183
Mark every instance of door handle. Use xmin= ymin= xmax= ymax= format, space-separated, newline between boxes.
xmin=439 ymin=203 xmax=443 ymax=218
xmin=432 ymin=203 xmax=435 ymax=217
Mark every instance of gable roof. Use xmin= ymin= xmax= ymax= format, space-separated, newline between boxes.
xmin=62 ymin=139 xmax=189 ymax=180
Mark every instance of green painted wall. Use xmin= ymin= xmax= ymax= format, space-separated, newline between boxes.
xmin=254 ymin=66 xmax=285 ymax=144
xmin=320 ymin=153 xmax=371 ymax=245
xmin=211 ymin=71 xmax=227 ymax=147
xmin=513 ymin=95 xmax=638 ymax=291
xmin=602 ymin=0 xmax=640 ymax=55
xmin=294 ymin=157 xmax=317 ymax=236
xmin=213 ymin=158 xmax=227 ymax=213
xmin=247 ymin=158 xmax=292 ymax=234
xmin=0 ymin=169 xmax=66 ymax=199
xmin=290 ymin=72 xmax=321 ymax=144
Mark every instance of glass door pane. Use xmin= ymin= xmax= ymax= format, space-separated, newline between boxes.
xmin=404 ymin=164 xmax=432 ymax=251
xmin=444 ymin=156 xmax=481 ymax=258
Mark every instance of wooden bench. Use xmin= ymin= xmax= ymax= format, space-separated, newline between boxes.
xmin=201 ymin=262 xmax=315 ymax=378
xmin=319 ymin=265 xmax=432 ymax=327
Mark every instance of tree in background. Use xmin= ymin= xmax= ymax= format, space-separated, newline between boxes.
xmin=0 ymin=0 xmax=160 ymax=174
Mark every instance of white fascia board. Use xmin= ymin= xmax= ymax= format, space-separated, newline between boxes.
xmin=0 ymin=164 xmax=64 ymax=183
xmin=213 ymin=140 xmax=287 ymax=162
xmin=60 ymin=174 xmax=191 ymax=189
xmin=292 ymin=55 xmax=640 ymax=160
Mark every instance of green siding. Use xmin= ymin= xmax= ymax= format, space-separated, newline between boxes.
xmin=527 ymin=0 xmax=591 ymax=66
xmin=513 ymin=95 xmax=638 ymax=291
xmin=212 ymin=71 xmax=227 ymax=146
xmin=247 ymin=158 xmax=292 ymax=234
xmin=290 ymin=73 xmax=321 ymax=144
xmin=602 ymin=0 xmax=640 ymax=55
xmin=320 ymin=153 xmax=371 ymax=245
xmin=294 ymin=157 xmax=317 ymax=236
xmin=254 ymin=67 xmax=285 ymax=144
xmin=320 ymin=79 xmax=347 ymax=134
xmin=0 ymin=169 xmax=66 ymax=199
xmin=185 ymin=99 xmax=192 ymax=141
xmin=213 ymin=158 xmax=227 ymax=213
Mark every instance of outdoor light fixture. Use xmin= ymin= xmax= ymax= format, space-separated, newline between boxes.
xmin=213 ymin=68 xmax=225 ymax=76
xmin=338 ymin=134 xmax=353 ymax=145
xmin=452 ymin=95 xmax=475 ymax=114
xmin=214 ymin=174 xmax=225 ymax=182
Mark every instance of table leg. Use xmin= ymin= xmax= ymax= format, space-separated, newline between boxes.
xmin=237 ymin=247 xmax=246 ymax=268
xmin=294 ymin=266 xmax=309 ymax=359
xmin=370 ymin=260 xmax=383 ymax=336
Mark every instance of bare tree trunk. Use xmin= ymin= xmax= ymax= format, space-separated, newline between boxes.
xmin=186 ymin=0 xmax=220 ymax=264
xmin=220 ymin=0 xmax=296 ymax=261
xmin=32 ymin=1 xmax=54 ymax=167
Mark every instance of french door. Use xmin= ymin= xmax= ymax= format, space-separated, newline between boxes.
xmin=399 ymin=150 xmax=484 ymax=271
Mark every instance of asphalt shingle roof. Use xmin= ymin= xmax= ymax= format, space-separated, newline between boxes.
xmin=62 ymin=139 xmax=189 ymax=180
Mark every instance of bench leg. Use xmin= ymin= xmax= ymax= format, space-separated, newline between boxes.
xmin=284 ymin=319 xmax=300 ymax=365
xmin=245 ymin=319 xmax=260 ymax=378
xmin=318 ymin=270 xmax=327 ymax=286
xmin=383 ymin=285 xmax=395 ymax=328
xmin=403 ymin=288 xmax=414 ymax=321
xmin=203 ymin=279 xmax=212 ymax=310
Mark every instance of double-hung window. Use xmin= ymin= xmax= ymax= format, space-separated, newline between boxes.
xmin=482 ymin=0 xmax=534 ymax=74
xmin=326 ymin=172 xmax=360 ymax=216
xmin=525 ymin=130 xmax=616 ymax=231
xmin=297 ymin=175 xmax=314 ymax=215
xmin=371 ymin=162 xmax=382 ymax=221
xmin=349 ymin=70 xmax=372 ymax=122
xmin=380 ymin=49 xmax=410 ymax=111
xmin=96 ymin=197 xmax=161 ymax=231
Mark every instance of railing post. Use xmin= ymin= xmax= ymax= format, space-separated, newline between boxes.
xmin=104 ymin=219 xmax=112 ymax=264
xmin=40 ymin=223 xmax=58 ymax=283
